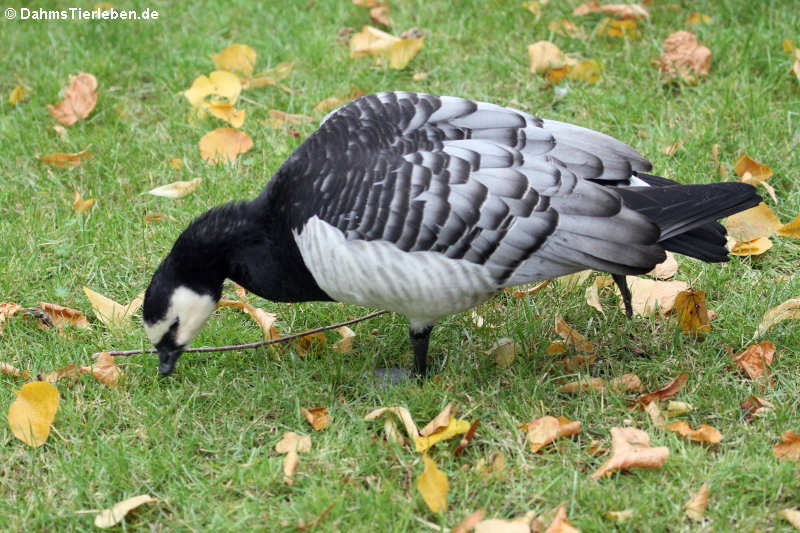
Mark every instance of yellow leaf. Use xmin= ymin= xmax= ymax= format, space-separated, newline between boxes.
xmin=168 ymin=158 xmax=184 ymax=169
xmin=262 ymin=61 xmax=296 ymax=81
xmin=598 ymin=18 xmax=641 ymax=39
xmin=590 ymin=427 xmax=669 ymax=480
xmin=686 ymin=12 xmax=711 ymax=25
xmin=567 ymin=59 xmax=601 ymax=82
xmin=9 ymin=85 xmax=29 ymax=105
xmin=420 ymin=404 xmax=456 ymax=437
xmin=756 ymin=297 xmax=800 ymax=337
xmin=200 ymin=103 xmax=246 ymax=128
xmin=211 ymin=43 xmax=257 ymax=78
xmin=528 ymin=41 xmax=576 ymax=74
xmin=414 ymin=417 xmax=471 ymax=452
xmin=147 ymin=177 xmax=202 ymax=199
xmin=350 ymin=25 xmax=397 ymax=57
xmin=301 ymin=407 xmax=330 ymax=430
xmin=729 ymin=236 xmax=773 ymax=256
xmin=674 ymin=289 xmax=711 ymax=334
xmin=666 ymin=421 xmax=723 ymax=444
xmin=72 ymin=191 xmax=96 ymax=214
xmin=38 ymin=149 xmax=92 ymax=168
xmin=417 ymin=454 xmax=448 ymax=514
xmin=183 ymin=70 xmax=242 ymax=108
xmin=198 ymin=128 xmax=253 ymax=164
xmin=389 ymin=36 xmax=424 ymax=69
xmin=488 ymin=337 xmax=516 ymax=368
xmin=94 ymin=495 xmax=157 ymax=529
xmin=8 ymin=381 xmax=59 ymax=447
xmin=684 ymin=483 xmax=710 ymax=521
xmin=777 ymin=213 xmax=800 ymax=238
xmin=47 ymin=72 xmax=98 ymax=126
xmin=82 ymin=287 xmax=143 ymax=329
xmin=666 ymin=401 xmax=694 ymax=417
xmin=606 ymin=510 xmax=634 ymax=522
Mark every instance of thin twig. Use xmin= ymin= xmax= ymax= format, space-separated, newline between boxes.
xmin=106 ymin=309 xmax=388 ymax=357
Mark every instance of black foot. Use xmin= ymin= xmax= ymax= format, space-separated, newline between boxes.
xmin=612 ymin=273 xmax=633 ymax=319
xmin=410 ymin=325 xmax=434 ymax=377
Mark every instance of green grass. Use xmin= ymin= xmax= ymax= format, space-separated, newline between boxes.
xmin=1 ymin=0 xmax=799 ymax=530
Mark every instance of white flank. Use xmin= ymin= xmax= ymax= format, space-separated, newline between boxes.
xmin=143 ymin=286 xmax=217 ymax=347
xmin=294 ymin=217 xmax=498 ymax=328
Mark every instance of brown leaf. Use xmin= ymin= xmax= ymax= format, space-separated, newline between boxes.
xmin=510 ymin=279 xmax=550 ymax=298
xmin=266 ymin=109 xmax=314 ymax=128
xmin=572 ymin=1 xmax=649 ymax=19
xmin=275 ymin=431 xmax=312 ymax=454
xmin=38 ymin=149 xmax=92 ymax=168
xmin=417 ymin=454 xmax=448 ymax=513
xmin=1 ymin=362 xmax=28 ymax=379
xmin=644 ymin=401 xmax=666 ymax=429
xmin=740 ymin=395 xmax=775 ymax=419
xmin=773 ymin=431 xmax=800 ymax=461
xmin=301 ymin=407 xmax=330 ymax=431
xmin=84 ymin=352 xmax=122 ymax=387
xmin=198 ymin=128 xmax=253 ymax=164
xmin=780 ymin=508 xmax=800 ymax=529
xmin=296 ymin=332 xmax=326 ymax=355
xmin=520 ymin=415 xmax=581 ymax=452
xmin=729 ymin=237 xmax=773 ymax=256
xmin=48 ymin=72 xmax=98 ymax=126
xmin=684 ymin=483 xmax=710 ymax=520
xmin=474 ymin=518 xmax=530 ymax=533
xmin=654 ymin=31 xmax=711 ymax=81
xmin=674 ymin=289 xmax=711 ymax=334
xmin=647 ymin=251 xmax=678 ymax=279
xmin=560 ymin=353 xmax=597 ymax=372
xmin=590 ymin=427 xmax=669 ymax=480
xmin=559 ymin=373 xmax=642 ymax=394
xmin=619 ymin=277 xmax=688 ymax=316
xmin=734 ymin=153 xmax=773 ymax=182
xmin=666 ymin=421 xmax=722 ymax=444
xmin=724 ymin=203 xmax=782 ymax=242
xmin=38 ymin=302 xmax=90 ymax=329
xmin=420 ymin=404 xmax=456 ymax=437
xmin=72 ymin=191 xmax=96 ymax=213
xmin=660 ymin=140 xmax=684 ymax=156
xmin=370 ymin=6 xmax=391 ymax=26
xmin=453 ymin=510 xmax=487 ymax=533
xmin=733 ymin=341 xmax=776 ymax=380
xmin=332 ymin=325 xmax=355 ymax=353
xmin=488 ymin=337 xmax=516 ymax=368
xmin=634 ymin=372 xmax=689 ymax=406
xmin=94 ymin=495 xmax=158 ymax=529
xmin=755 ymin=297 xmax=800 ymax=337
xmin=292 ymin=503 xmax=335 ymax=531
xmin=554 ymin=315 xmax=594 ymax=353
xmin=544 ymin=504 xmax=580 ymax=533
xmin=547 ymin=341 xmax=568 ymax=355
xmin=217 ymin=299 xmax=279 ymax=339
xmin=454 ymin=419 xmax=480 ymax=456
xmin=0 ymin=302 xmax=23 ymax=335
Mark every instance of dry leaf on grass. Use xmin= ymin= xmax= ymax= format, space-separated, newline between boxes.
xmin=453 ymin=419 xmax=480 ymax=456
xmin=48 ymin=72 xmax=98 ymax=126
xmin=38 ymin=302 xmax=90 ymax=329
xmin=725 ymin=203 xmax=782 ymax=242
xmin=777 ymin=213 xmax=800 ymax=238
xmin=453 ymin=510 xmax=487 ymax=533
xmin=420 ymin=404 xmax=456 ymax=437
xmin=644 ymin=401 xmax=666 ymax=429
xmin=38 ymin=149 xmax=92 ymax=168
xmin=417 ymin=454 xmax=448 ymax=513
xmin=554 ymin=315 xmax=594 ymax=352
xmin=647 ymin=251 xmax=678 ymax=279
xmin=686 ymin=13 xmax=711 ymax=25
xmin=72 ymin=191 xmax=96 ymax=213
xmin=633 ymin=373 xmax=689 ymax=406
xmin=198 ymin=128 xmax=253 ymax=164
xmin=773 ymin=431 xmax=800 ymax=461
xmin=83 ymin=287 xmax=142 ymax=329
xmin=365 ymin=406 xmax=420 ymax=439
xmin=684 ymin=483 xmax=710 ymax=520
xmin=370 ymin=5 xmax=391 ymax=26
xmin=211 ymin=43 xmax=256 ymax=78
xmin=275 ymin=431 xmax=311 ymax=485
xmin=476 ymin=452 xmax=506 ymax=482
xmin=9 ymin=85 xmax=29 ymax=105
xmin=0 ymin=302 xmax=23 ymax=335
xmin=572 ymin=1 xmax=649 ymax=19
xmin=333 ymin=326 xmax=355 ymax=353
xmin=301 ymin=407 xmax=330 ymax=431
xmin=1 ymin=362 xmax=28 ymax=379
xmin=548 ymin=19 xmax=586 ymax=38
xmin=660 ymin=141 xmax=684 ymax=156
xmin=45 ymin=352 xmax=122 ymax=388
xmin=618 ymin=277 xmax=688 ymax=316
xmin=8 ymin=381 xmax=59 ymax=447
xmin=584 ymin=275 xmax=613 ymax=312
xmin=520 ymin=415 xmax=581 ymax=452
xmin=740 ymin=395 xmax=775 ymax=419
xmin=148 ymin=177 xmax=203 ymax=199
xmin=474 ymin=518 xmax=530 ymax=533
xmin=674 ymin=289 xmax=711 ymax=334
xmin=780 ymin=508 xmax=800 ymax=530
xmin=559 ymin=373 xmax=642 ymax=394
xmin=734 ymin=153 xmax=777 ymax=203
xmin=606 ymin=509 xmax=634 ymax=522
xmin=666 ymin=401 xmax=694 ymax=417
xmin=732 ymin=341 xmax=776 ymax=380
xmin=528 ymin=41 xmax=600 ymax=83
xmin=544 ymin=504 xmax=579 ymax=533
xmin=415 ymin=415 xmax=471 ymax=452
xmin=217 ymin=299 xmax=279 ymax=339
xmin=510 ymin=279 xmax=550 ymax=298
xmin=349 ymin=25 xmax=424 ymax=69
xmin=666 ymin=421 xmax=722 ymax=444
xmin=598 ymin=18 xmax=641 ymax=39
xmin=755 ymin=297 xmax=800 ymax=337
xmin=184 ymin=70 xmax=241 ymax=107
xmin=729 ymin=237 xmax=773 ymax=256
xmin=488 ymin=337 xmax=516 ymax=368
xmin=245 ymin=62 xmax=296 ymax=92
xmin=591 ymin=427 xmax=669 ymax=480
xmin=654 ymin=31 xmax=711 ymax=82
xmin=94 ymin=495 xmax=157 ymax=529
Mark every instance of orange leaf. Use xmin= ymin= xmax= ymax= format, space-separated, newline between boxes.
xmin=301 ymin=407 xmax=330 ymax=430
xmin=634 ymin=372 xmax=689 ymax=406
xmin=84 ymin=352 xmax=122 ymax=387
xmin=686 ymin=13 xmax=711 ymax=25
xmin=520 ymin=415 xmax=581 ymax=453
xmin=729 ymin=236 xmax=773 ymax=256
xmin=198 ymin=128 xmax=253 ymax=164
xmin=598 ymin=18 xmax=641 ymax=39
xmin=38 ymin=149 xmax=92 ymax=168
xmin=452 ymin=510 xmax=487 ymax=533
xmin=296 ymin=332 xmax=326 ymax=355
xmin=38 ymin=301 xmax=90 ymax=329
xmin=554 ymin=315 xmax=594 ymax=353
xmin=674 ymin=289 xmax=711 ymax=334
xmin=666 ymin=421 xmax=722 ymax=444
xmin=773 ymin=431 xmax=800 ymax=461
xmin=590 ymin=427 xmax=669 ymax=479
xmin=777 ymin=213 xmax=800 ymax=238
xmin=654 ymin=31 xmax=711 ymax=81
xmin=733 ymin=341 xmax=776 ymax=380
xmin=734 ymin=153 xmax=773 ymax=182
xmin=72 ymin=191 xmax=96 ymax=214
xmin=725 ymin=203 xmax=782 ymax=242
xmin=47 ymin=72 xmax=98 ymax=126
xmin=684 ymin=483 xmax=710 ymax=520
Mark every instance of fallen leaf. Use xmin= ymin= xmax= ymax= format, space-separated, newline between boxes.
xmin=147 ymin=177 xmax=203 ymax=199
xmin=38 ymin=302 xmax=90 ymax=329
xmin=476 ymin=451 xmax=507 ymax=482
xmin=85 ymin=352 xmax=122 ymax=387
xmin=756 ymin=297 xmax=800 ymax=337
xmin=72 ymin=191 xmax=96 ymax=214
xmin=218 ymin=299 xmax=279 ymax=339
xmin=548 ymin=19 xmax=585 ymax=38
xmin=644 ymin=401 xmax=666 ymax=429
xmin=520 ymin=415 xmax=581 ymax=453
xmin=654 ymin=31 xmax=711 ymax=81
xmin=572 ymin=1 xmax=649 ymax=19
xmin=47 ymin=72 xmax=98 ymax=126
xmin=370 ymin=5 xmax=391 ymax=26
xmin=590 ymin=427 xmax=669 ymax=480
xmin=168 ymin=158 xmax=184 ymax=169
xmin=734 ymin=153 xmax=773 ymax=182
xmin=724 ymin=203 xmax=782 ymax=242
xmin=554 ymin=315 xmax=594 ymax=352
xmin=686 ymin=12 xmax=711 ymax=25
xmin=198 ymin=128 xmax=253 ymax=164
xmin=634 ymin=373 xmax=689 ymax=406
xmin=605 ymin=510 xmax=634 ymax=522
xmin=8 ymin=381 xmax=59 ymax=447
xmin=488 ymin=337 xmax=516 ymax=368
xmin=684 ymin=483 xmax=710 ymax=520
xmin=52 ymin=124 xmax=68 ymax=141
xmin=567 ymin=59 xmax=602 ymax=82
xmin=201 ymin=103 xmax=246 ymax=128
xmin=729 ymin=236 xmax=773 ymax=256
xmin=619 ymin=277 xmax=688 ymax=316
xmin=9 ymin=85 xmax=29 ymax=104
xmin=674 ymin=289 xmax=711 ymax=334
xmin=510 ymin=279 xmax=550 ymax=298
xmin=349 ymin=26 xmax=423 ymax=70
xmin=774 ymin=431 xmax=800 ymax=461
xmin=301 ymin=407 xmax=330 ymax=431
xmin=547 ymin=341 xmax=568 ymax=355
xmin=453 ymin=510 xmax=487 ymax=533
xmin=666 ymin=421 xmax=722 ymax=444
xmin=454 ymin=419 xmax=480 ymax=456
xmin=660 ymin=141 xmax=684 ymax=156
xmin=648 ymin=251 xmax=678 ymax=279
xmin=666 ymin=401 xmax=694 ymax=417
xmin=184 ymin=70 xmax=241 ymax=108
xmin=584 ymin=275 xmax=613 ymax=312
xmin=266 ymin=109 xmax=314 ymax=128
xmin=560 ymin=352 xmax=597 ymax=372
xmin=1 ymin=362 xmax=28 ymax=379
xmin=414 ymin=416 xmax=472 ymax=452
xmin=314 ymin=96 xmax=345 ymax=114
xmin=474 ymin=518 xmax=530 ymax=533
xmin=777 ymin=213 xmax=800 ymax=238
xmin=82 ymin=287 xmax=142 ymax=328
xmin=275 ymin=431 xmax=312 ymax=453
xmin=420 ymin=404 xmax=456 ymax=437
xmin=559 ymin=373 xmax=642 ymax=394
xmin=780 ymin=508 xmax=800 ymax=529
xmin=333 ymin=325 xmax=355 ymax=353
xmin=417 ymin=454 xmax=448 ymax=513
xmin=94 ymin=495 xmax=157 ymax=529
xmin=528 ymin=41 xmax=577 ymax=74
xmin=733 ymin=341 xmax=776 ymax=380
xmin=38 ymin=149 xmax=92 ymax=168
xmin=365 ymin=406 xmax=420 ymax=439
xmin=295 ymin=332 xmax=326 ymax=355
xmin=598 ymin=18 xmax=641 ymax=39
xmin=0 ymin=302 xmax=23 ymax=335
xmin=544 ymin=504 xmax=579 ymax=533
xmin=211 ymin=43 xmax=256 ymax=78
xmin=740 ymin=395 xmax=775 ymax=419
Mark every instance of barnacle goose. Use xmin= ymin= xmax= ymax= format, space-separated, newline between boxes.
xmin=143 ymin=91 xmax=760 ymax=377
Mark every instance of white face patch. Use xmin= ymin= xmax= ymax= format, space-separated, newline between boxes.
xmin=143 ymin=286 xmax=217 ymax=348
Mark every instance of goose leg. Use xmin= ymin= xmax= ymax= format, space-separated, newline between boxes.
xmin=410 ymin=325 xmax=434 ymax=377
xmin=612 ymin=273 xmax=633 ymax=319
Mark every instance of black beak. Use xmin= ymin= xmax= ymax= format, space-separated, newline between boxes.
xmin=158 ymin=348 xmax=183 ymax=376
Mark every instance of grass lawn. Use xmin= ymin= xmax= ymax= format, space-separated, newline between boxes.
xmin=2 ymin=0 xmax=799 ymax=530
